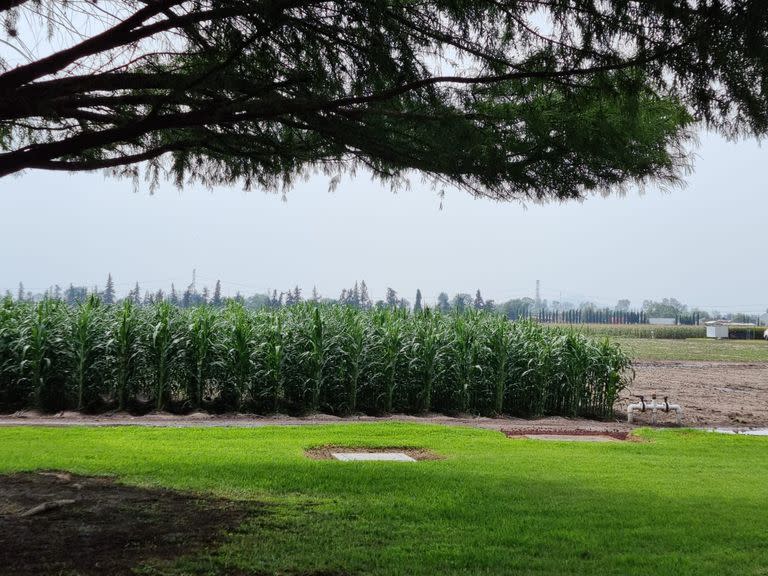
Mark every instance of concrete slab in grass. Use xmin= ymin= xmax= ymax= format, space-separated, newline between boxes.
xmin=331 ymin=452 xmax=417 ymax=462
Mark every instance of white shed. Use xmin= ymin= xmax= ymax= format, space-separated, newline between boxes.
xmin=706 ymin=324 xmax=729 ymax=339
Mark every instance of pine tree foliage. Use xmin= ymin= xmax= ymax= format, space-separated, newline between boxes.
xmin=359 ymin=281 xmax=371 ymax=310
xmin=474 ymin=290 xmax=485 ymax=311
xmin=103 ymin=274 xmax=116 ymax=305
xmin=437 ymin=292 xmax=450 ymax=314
xmin=131 ymin=282 xmax=141 ymax=306
xmin=3 ymin=1 xmax=768 ymax=200
xmin=385 ymin=288 xmax=399 ymax=309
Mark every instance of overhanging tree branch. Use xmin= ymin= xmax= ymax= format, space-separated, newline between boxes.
xmin=0 ymin=1 xmax=764 ymax=201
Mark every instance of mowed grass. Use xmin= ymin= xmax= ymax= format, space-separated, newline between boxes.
xmin=615 ymin=337 xmax=768 ymax=362
xmin=1 ymin=424 xmax=767 ymax=575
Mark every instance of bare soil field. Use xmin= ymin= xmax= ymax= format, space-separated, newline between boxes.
xmin=620 ymin=360 xmax=768 ymax=427
xmin=0 ymin=472 xmax=260 ymax=576
xmin=0 ymin=360 xmax=765 ymax=430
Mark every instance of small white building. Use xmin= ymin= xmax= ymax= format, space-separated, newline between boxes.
xmin=706 ymin=324 xmax=729 ymax=339
xmin=648 ymin=317 xmax=676 ymax=326
xmin=705 ymin=321 xmax=758 ymax=339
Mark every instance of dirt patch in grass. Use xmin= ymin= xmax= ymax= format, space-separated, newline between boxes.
xmin=305 ymin=445 xmax=443 ymax=461
xmin=0 ymin=471 xmax=262 ymax=576
xmin=502 ymin=428 xmax=633 ymax=441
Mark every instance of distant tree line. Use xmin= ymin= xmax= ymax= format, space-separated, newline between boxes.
xmin=530 ymin=309 xmax=702 ymax=326
xmin=5 ymin=279 xmax=763 ymax=325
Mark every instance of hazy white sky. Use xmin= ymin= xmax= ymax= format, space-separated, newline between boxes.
xmin=0 ymin=130 xmax=766 ymax=313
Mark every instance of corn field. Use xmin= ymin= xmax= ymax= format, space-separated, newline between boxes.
xmin=565 ymin=324 xmax=707 ymax=339
xmin=0 ymin=297 xmax=632 ymax=418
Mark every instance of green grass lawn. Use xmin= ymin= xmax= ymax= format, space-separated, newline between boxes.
xmin=1 ymin=424 xmax=767 ymax=575
xmin=615 ymin=337 xmax=768 ymax=362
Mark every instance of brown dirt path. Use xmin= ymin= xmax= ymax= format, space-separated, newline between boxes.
xmin=0 ymin=410 xmax=632 ymax=432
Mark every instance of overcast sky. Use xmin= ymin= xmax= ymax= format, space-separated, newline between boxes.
xmin=1 ymin=130 xmax=766 ymax=313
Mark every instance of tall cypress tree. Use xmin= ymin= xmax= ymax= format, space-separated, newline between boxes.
xmin=17 ymin=282 xmax=24 ymax=302
xmin=474 ymin=290 xmax=485 ymax=310
xmin=103 ymin=274 xmax=116 ymax=305
xmin=132 ymin=282 xmax=142 ymax=306
xmin=359 ymin=281 xmax=371 ymax=310
xmin=414 ymin=289 xmax=423 ymax=312
xmin=212 ymin=280 xmax=222 ymax=307
xmin=65 ymin=283 xmax=76 ymax=306
xmin=385 ymin=287 xmax=398 ymax=308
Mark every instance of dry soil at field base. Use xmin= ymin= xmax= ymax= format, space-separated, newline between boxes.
xmin=1 ymin=360 xmax=766 ymax=429
xmin=624 ymin=360 xmax=768 ymax=427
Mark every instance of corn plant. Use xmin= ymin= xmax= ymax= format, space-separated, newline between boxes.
xmin=408 ymin=309 xmax=447 ymax=413
xmin=293 ymin=306 xmax=326 ymax=413
xmin=181 ymin=306 xmax=220 ymax=410
xmin=145 ymin=302 xmax=181 ymax=410
xmin=221 ymin=303 xmax=255 ymax=410
xmin=253 ymin=312 xmax=284 ymax=412
xmin=110 ymin=300 xmax=142 ymax=411
xmin=485 ymin=316 xmax=511 ymax=415
xmin=0 ymin=296 xmax=21 ymax=409
xmin=368 ymin=308 xmax=408 ymax=413
xmin=340 ymin=307 xmax=365 ymax=414
xmin=67 ymin=296 xmax=106 ymax=411
xmin=448 ymin=313 xmax=480 ymax=414
xmin=18 ymin=300 xmax=67 ymax=411
xmin=509 ymin=321 xmax=549 ymax=416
